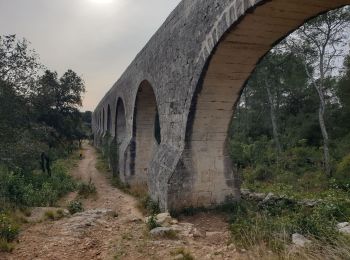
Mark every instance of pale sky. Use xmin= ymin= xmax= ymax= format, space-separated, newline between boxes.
xmin=0 ymin=0 xmax=181 ymax=111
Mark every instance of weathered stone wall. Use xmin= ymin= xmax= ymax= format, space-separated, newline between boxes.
xmin=93 ymin=0 xmax=350 ymax=211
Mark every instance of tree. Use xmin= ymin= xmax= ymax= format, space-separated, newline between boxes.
xmin=0 ymin=35 xmax=42 ymax=96
xmin=34 ymin=69 xmax=86 ymax=142
xmin=285 ymin=6 xmax=350 ymax=176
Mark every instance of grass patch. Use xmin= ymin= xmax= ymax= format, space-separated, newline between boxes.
xmin=44 ymin=209 xmax=65 ymax=221
xmin=226 ymin=197 xmax=350 ymax=257
xmin=0 ymin=238 xmax=14 ymax=253
xmin=146 ymin=214 xmax=161 ymax=230
xmin=170 ymin=248 xmax=194 ymax=260
xmin=0 ymin=213 xmax=19 ymax=252
xmin=67 ymin=200 xmax=84 ymax=214
xmin=163 ymin=229 xmax=179 ymax=240
xmin=77 ymin=178 xmax=97 ymax=198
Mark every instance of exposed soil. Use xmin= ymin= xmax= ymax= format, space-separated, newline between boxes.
xmin=1 ymin=144 xmax=245 ymax=260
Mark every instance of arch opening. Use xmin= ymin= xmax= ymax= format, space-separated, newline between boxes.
xmin=109 ymin=98 xmax=127 ymax=178
xmin=115 ymin=98 xmax=126 ymax=145
xmin=130 ymin=80 xmax=160 ymax=186
xmin=107 ymin=104 xmax=112 ymax=134
xmin=177 ymin=0 xmax=350 ymax=209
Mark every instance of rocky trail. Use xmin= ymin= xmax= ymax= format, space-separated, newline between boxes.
xmin=1 ymin=145 xmax=243 ymax=260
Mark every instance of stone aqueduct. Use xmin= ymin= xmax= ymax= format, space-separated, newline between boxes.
xmin=93 ymin=0 xmax=350 ymax=211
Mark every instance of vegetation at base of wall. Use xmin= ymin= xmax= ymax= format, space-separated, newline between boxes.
xmin=146 ymin=214 xmax=161 ymax=230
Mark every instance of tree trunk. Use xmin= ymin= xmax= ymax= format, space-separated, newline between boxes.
xmin=264 ymin=79 xmax=282 ymax=154
xmin=303 ymin=60 xmax=331 ymax=177
xmin=314 ymin=84 xmax=331 ymax=177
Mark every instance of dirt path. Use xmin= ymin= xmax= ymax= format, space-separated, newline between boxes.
xmin=1 ymin=144 xmax=243 ymax=260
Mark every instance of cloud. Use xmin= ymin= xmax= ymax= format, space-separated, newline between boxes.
xmin=0 ymin=0 xmax=181 ymax=111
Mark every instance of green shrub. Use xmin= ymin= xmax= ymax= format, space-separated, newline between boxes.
xmin=67 ymin=200 xmax=84 ymax=214
xmin=0 ymin=238 xmax=14 ymax=252
xmin=244 ymin=164 xmax=274 ymax=184
xmin=170 ymin=248 xmax=194 ymax=260
xmin=77 ymin=179 xmax=97 ymax=198
xmin=138 ymin=196 xmax=160 ymax=216
xmin=44 ymin=210 xmax=56 ymax=221
xmin=147 ymin=214 xmax=160 ymax=230
xmin=0 ymin=213 xmax=19 ymax=242
xmin=0 ymin=159 xmax=76 ymax=207
xmin=334 ymin=154 xmax=350 ymax=190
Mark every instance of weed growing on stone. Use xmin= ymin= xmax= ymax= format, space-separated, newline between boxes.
xmin=147 ymin=215 xmax=160 ymax=230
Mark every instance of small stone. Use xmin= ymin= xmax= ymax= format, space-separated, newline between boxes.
xmin=261 ymin=192 xmax=275 ymax=203
xmin=149 ymin=227 xmax=173 ymax=237
xmin=337 ymin=222 xmax=349 ymax=229
xmin=250 ymin=192 xmax=266 ymax=200
xmin=205 ymin=231 xmax=223 ymax=237
xmin=339 ymin=226 xmax=350 ymax=234
xmin=170 ymin=219 xmax=178 ymax=224
xmin=292 ymin=233 xmax=311 ymax=247
xmin=130 ymin=217 xmax=142 ymax=223
xmin=156 ymin=212 xmax=173 ymax=226
xmin=174 ymin=254 xmax=184 ymax=259
xmin=192 ymin=228 xmax=202 ymax=238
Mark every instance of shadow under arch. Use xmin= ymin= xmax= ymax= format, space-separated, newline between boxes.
xmin=172 ymin=1 xmax=350 ymax=210
xmin=128 ymin=80 xmax=161 ymax=187
xmin=112 ymin=98 xmax=128 ymax=178
xmin=106 ymin=104 xmax=112 ymax=134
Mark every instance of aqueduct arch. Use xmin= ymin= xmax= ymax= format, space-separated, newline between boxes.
xmin=93 ymin=0 xmax=350 ymax=211
xmin=129 ymin=81 xmax=161 ymax=186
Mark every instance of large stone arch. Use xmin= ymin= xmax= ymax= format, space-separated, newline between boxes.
xmin=168 ymin=0 xmax=350 ymax=210
xmin=129 ymin=80 xmax=161 ymax=187
xmin=93 ymin=0 xmax=350 ymax=211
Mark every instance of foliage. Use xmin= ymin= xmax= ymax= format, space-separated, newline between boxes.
xmin=0 ymin=213 xmax=19 ymax=243
xmin=334 ymin=154 xmax=350 ymax=190
xmin=228 ymin=197 xmax=350 ymax=253
xmin=0 ymin=159 xmax=76 ymax=208
xmin=67 ymin=200 xmax=84 ymax=215
xmin=44 ymin=209 xmax=65 ymax=221
xmin=147 ymin=214 xmax=161 ymax=230
xmin=77 ymin=178 xmax=97 ymax=198
xmin=170 ymin=248 xmax=194 ymax=260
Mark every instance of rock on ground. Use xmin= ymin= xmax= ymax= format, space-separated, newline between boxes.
xmin=337 ymin=222 xmax=350 ymax=234
xmin=292 ymin=233 xmax=311 ymax=247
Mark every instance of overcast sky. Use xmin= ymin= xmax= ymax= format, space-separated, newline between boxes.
xmin=0 ymin=0 xmax=181 ymax=111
